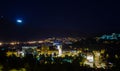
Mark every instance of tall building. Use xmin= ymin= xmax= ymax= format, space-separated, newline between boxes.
xmin=53 ymin=42 xmax=62 ymax=56
xmin=57 ymin=44 xmax=62 ymax=56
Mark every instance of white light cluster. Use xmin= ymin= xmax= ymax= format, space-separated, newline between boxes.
xmin=87 ymin=55 xmax=94 ymax=62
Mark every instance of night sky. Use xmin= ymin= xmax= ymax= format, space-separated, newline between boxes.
xmin=0 ymin=0 xmax=120 ymax=41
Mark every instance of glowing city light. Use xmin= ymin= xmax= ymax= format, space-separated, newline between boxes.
xmin=0 ymin=42 xmax=2 ymax=46
xmin=10 ymin=42 xmax=16 ymax=45
xmin=57 ymin=45 xmax=62 ymax=56
xmin=27 ymin=41 xmax=36 ymax=44
xmin=87 ymin=55 xmax=94 ymax=62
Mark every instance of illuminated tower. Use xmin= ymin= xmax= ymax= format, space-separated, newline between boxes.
xmin=57 ymin=44 xmax=62 ymax=56
xmin=53 ymin=42 xmax=62 ymax=56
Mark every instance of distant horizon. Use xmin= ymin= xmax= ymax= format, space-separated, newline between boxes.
xmin=0 ymin=32 xmax=120 ymax=42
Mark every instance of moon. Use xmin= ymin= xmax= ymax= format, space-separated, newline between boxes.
xmin=16 ymin=19 xmax=23 ymax=23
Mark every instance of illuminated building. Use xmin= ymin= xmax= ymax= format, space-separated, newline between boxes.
xmin=99 ymin=33 xmax=119 ymax=40
xmin=84 ymin=52 xmax=94 ymax=67
xmin=17 ymin=51 xmax=25 ymax=57
xmin=87 ymin=55 xmax=94 ymax=63
xmin=22 ymin=46 xmax=37 ymax=55
xmin=57 ymin=44 xmax=62 ymax=56
xmin=53 ymin=42 xmax=62 ymax=56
